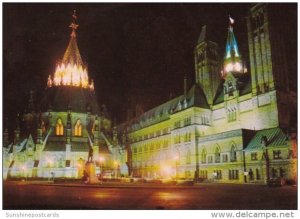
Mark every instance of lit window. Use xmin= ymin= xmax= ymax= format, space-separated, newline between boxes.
xmin=230 ymin=145 xmax=237 ymax=161
xmin=201 ymin=149 xmax=207 ymax=164
xmin=229 ymin=169 xmax=239 ymax=180
xmin=74 ymin=119 xmax=82 ymax=136
xmin=215 ymin=147 xmax=221 ymax=163
xmin=222 ymin=154 xmax=228 ymax=162
xmin=56 ymin=118 xmax=64 ymax=136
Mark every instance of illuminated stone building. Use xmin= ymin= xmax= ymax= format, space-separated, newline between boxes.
xmin=3 ymin=12 xmax=126 ymax=180
xmin=119 ymin=4 xmax=297 ymax=183
xmin=3 ymin=4 xmax=297 ymax=184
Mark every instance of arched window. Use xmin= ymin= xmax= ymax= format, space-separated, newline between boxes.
xmin=230 ymin=145 xmax=237 ymax=162
xmin=249 ymin=168 xmax=254 ymax=180
xmin=215 ymin=146 xmax=221 ymax=163
xmin=201 ymin=149 xmax=207 ymax=164
xmin=74 ymin=119 xmax=82 ymax=136
xmin=55 ymin=118 xmax=64 ymax=136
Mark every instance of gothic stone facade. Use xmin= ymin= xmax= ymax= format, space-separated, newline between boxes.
xmin=119 ymin=4 xmax=297 ymax=184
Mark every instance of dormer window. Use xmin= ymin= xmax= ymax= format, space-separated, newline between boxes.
xmin=261 ymin=135 xmax=268 ymax=147
xmin=55 ymin=118 xmax=64 ymax=136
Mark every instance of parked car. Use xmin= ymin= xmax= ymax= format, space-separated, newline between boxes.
xmin=268 ymin=177 xmax=285 ymax=187
xmin=176 ymin=178 xmax=194 ymax=186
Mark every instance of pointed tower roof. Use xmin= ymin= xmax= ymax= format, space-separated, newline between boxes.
xmin=223 ymin=16 xmax=244 ymax=77
xmin=48 ymin=10 xmax=94 ymax=90
xmin=225 ymin=21 xmax=240 ymax=61
xmin=198 ymin=25 xmax=207 ymax=43
xmin=197 ymin=25 xmax=217 ymax=44
xmin=41 ymin=10 xmax=99 ymax=113
xmin=62 ymin=12 xmax=83 ymax=66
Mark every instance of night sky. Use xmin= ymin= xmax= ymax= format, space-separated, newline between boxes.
xmin=3 ymin=3 xmax=297 ymax=126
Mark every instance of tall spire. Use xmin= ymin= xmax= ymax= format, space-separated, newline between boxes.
xmin=223 ymin=16 xmax=244 ymax=77
xmin=48 ymin=10 xmax=94 ymax=90
xmin=62 ymin=10 xmax=83 ymax=66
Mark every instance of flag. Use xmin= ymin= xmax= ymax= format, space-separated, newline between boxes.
xmin=229 ymin=16 xmax=234 ymax=24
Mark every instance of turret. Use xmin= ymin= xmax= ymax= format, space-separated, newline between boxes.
xmin=195 ymin=25 xmax=220 ymax=106
xmin=222 ymin=16 xmax=246 ymax=77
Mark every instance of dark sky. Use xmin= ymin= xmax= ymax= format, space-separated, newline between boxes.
xmin=3 ymin=3 xmax=297 ymax=124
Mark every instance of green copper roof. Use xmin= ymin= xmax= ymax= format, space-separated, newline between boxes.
xmin=125 ymin=83 xmax=209 ymax=131
xmin=71 ymin=141 xmax=90 ymax=152
xmin=224 ymin=26 xmax=240 ymax=61
xmin=245 ymin=127 xmax=288 ymax=150
xmin=44 ymin=139 xmax=91 ymax=152
xmin=44 ymin=141 xmax=66 ymax=151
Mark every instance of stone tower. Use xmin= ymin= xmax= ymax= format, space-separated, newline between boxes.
xmin=247 ymin=4 xmax=296 ymax=129
xmin=194 ymin=25 xmax=220 ymax=106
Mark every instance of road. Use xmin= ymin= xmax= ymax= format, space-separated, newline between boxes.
xmin=3 ymin=182 xmax=297 ymax=210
